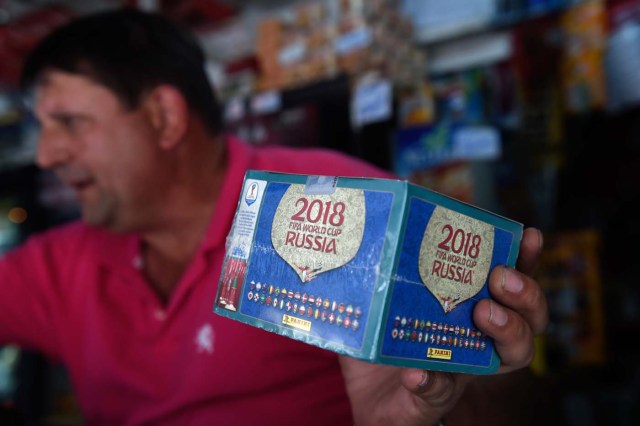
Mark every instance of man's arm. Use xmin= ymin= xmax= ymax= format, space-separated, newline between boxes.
xmin=339 ymin=227 xmax=548 ymax=426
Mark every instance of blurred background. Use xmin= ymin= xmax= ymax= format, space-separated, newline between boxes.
xmin=0 ymin=0 xmax=639 ymax=424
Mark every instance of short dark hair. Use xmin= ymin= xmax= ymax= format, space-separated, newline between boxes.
xmin=21 ymin=7 xmax=222 ymax=135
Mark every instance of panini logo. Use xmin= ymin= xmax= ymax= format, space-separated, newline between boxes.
xmin=427 ymin=347 xmax=452 ymax=360
xmin=282 ymin=315 xmax=312 ymax=332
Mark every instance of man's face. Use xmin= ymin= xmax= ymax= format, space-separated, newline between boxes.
xmin=33 ymin=70 xmax=163 ymax=232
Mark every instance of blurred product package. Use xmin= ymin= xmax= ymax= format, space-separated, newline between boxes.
xmin=255 ymin=0 xmax=424 ymax=91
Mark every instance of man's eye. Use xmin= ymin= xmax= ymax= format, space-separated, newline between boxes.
xmin=48 ymin=114 xmax=90 ymax=133
xmin=58 ymin=116 xmax=85 ymax=133
xmin=61 ymin=117 xmax=78 ymax=128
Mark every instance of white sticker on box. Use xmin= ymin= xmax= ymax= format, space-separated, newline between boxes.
xmin=304 ymin=175 xmax=338 ymax=195
xmin=335 ymin=27 xmax=372 ymax=55
xmin=352 ymin=79 xmax=393 ymax=127
xmin=228 ymin=179 xmax=266 ymax=260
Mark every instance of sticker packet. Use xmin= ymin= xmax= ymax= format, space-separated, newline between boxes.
xmin=214 ymin=170 xmax=522 ymax=374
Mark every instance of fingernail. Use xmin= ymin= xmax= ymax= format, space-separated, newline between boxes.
xmin=537 ymin=229 xmax=544 ymax=253
xmin=502 ymin=268 xmax=523 ymax=293
xmin=489 ymin=301 xmax=508 ymax=326
xmin=415 ymin=370 xmax=430 ymax=393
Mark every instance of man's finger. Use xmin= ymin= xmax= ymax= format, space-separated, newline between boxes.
xmin=473 ymin=299 xmax=536 ymax=372
xmin=489 ymin=266 xmax=549 ymax=335
xmin=401 ymin=368 xmax=472 ymax=410
xmin=516 ymin=227 xmax=543 ymax=275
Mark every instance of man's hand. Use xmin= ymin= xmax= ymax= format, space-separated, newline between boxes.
xmin=339 ymin=227 xmax=548 ymax=426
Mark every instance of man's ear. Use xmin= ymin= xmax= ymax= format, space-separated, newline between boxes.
xmin=144 ymin=85 xmax=188 ymax=150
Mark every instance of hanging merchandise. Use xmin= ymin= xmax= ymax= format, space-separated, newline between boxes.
xmin=511 ymin=13 xmax=562 ymax=100
xmin=255 ymin=0 xmax=423 ymax=92
xmin=394 ymin=123 xmax=501 ymax=178
xmin=0 ymin=5 xmax=73 ymax=87
xmin=427 ymin=31 xmax=513 ymax=76
xmin=484 ymin=62 xmax=521 ymax=129
xmin=431 ymin=69 xmax=488 ymax=124
xmin=351 ymin=74 xmax=393 ymax=128
xmin=0 ymin=345 xmax=19 ymax=403
xmin=409 ymin=162 xmax=475 ymax=204
xmin=604 ymin=0 xmax=640 ymax=112
xmin=397 ymin=81 xmax=436 ymax=128
xmin=401 ymin=0 xmax=497 ymax=43
xmin=0 ymin=198 xmax=22 ymax=252
xmin=559 ymin=0 xmax=607 ymax=114
xmin=505 ymin=15 xmax=566 ymax=228
xmin=394 ymin=68 xmax=501 ymax=178
xmin=537 ymin=229 xmax=607 ymax=371
xmin=0 ymin=91 xmax=37 ymax=171
xmin=526 ymin=0 xmax=569 ymax=15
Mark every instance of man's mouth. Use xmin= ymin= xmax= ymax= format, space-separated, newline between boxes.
xmin=56 ymin=168 xmax=95 ymax=195
xmin=68 ymin=178 xmax=95 ymax=194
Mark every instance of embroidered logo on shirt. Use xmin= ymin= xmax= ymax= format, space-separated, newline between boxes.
xmin=195 ymin=323 xmax=214 ymax=354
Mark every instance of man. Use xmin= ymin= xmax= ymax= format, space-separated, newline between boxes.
xmin=1 ymin=8 xmax=548 ymax=426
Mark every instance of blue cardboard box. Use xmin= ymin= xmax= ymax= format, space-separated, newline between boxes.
xmin=214 ymin=170 xmax=522 ymax=374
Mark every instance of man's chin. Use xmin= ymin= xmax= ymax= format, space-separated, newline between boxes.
xmin=81 ymin=208 xmax=122 ymax=232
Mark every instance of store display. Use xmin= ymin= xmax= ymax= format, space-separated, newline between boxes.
xmin=0 ymin=5 xmax=72 ymax=87
xmin=0 ymin=346 xmax=18 ymax=402
xmin=394 ymin=122 xmax=501 ymax=178
xmin=537 ymin=229 xmax=606 ymax=369
xmin=393 ymin=65 xmax=505 ymax=179
xmin=604 ymin=0 xmax=640 ymax=112
xmin=560 ymin=0 xmax=607 ymax=113
xmin=402 ymin=0 xmax=497 ymax=43
xmin=0 ymin=92 xmax=33 ymax=171
xmin=255 ymin=0 xmax=424 ymax=92
xmin=397 ymin=81 xmax=436 ymax=128
xmin=409 ymin=162 xmax=475 ymax=204
xmin=215 ymin=171 xmax=522 ymax=373
xmin=0 ymin=199 xmax=22 ymax=252
xmin=351 ymin=76 xmax=393 ymax=127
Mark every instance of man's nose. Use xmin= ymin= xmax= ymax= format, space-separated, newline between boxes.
xmin=36 ymin=127 xmax=72 ymax=169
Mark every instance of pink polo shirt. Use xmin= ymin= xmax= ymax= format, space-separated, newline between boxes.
xmin=0 ymin=137 xmax=391 ymax=425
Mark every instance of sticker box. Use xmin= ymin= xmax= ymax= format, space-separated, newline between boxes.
xmin=213 ymin=170 xmax=522 ymax=374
